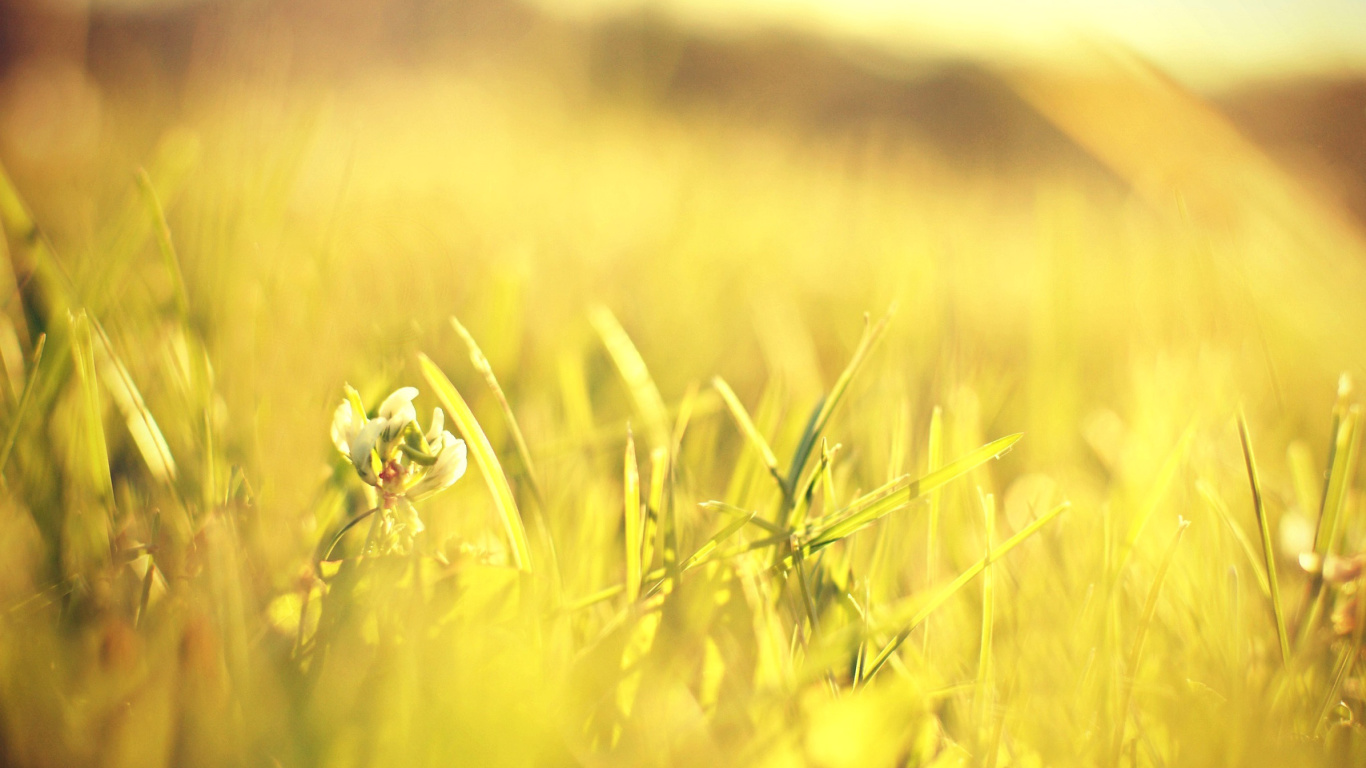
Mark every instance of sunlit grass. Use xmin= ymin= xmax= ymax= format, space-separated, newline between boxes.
xmin=0 ymin=43 xmax=1365 ymax=767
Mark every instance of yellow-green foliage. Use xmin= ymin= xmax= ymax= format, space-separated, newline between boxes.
xmin=2 ymin=49 xmax=1366 ymax=768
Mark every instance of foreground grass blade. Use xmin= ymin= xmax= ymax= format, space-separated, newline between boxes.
xmin=69 ymin=311 xmax=114 ymax=503
xmin=419 ymin=352 xmax=532 ymax=572
xmin=805 ymin=432 xmax=1023 ymax=552
xmin=1237 ymin=412 xmax=1289 ymax=667
xmin=1111 ymin=517 xmax=1190 ymax=767
xmin=923 ymin=405 xmax=944 ymax=655
xmin=623 ymin=429 xmax=642 ymax=602
xmin=1299 ymin=390 xmax=1360 ymax=646
xmin=1196 ymin=480 xmax=1270 ymax=598
xmin=713 ymin=376 xmax=787 ymax=499
xmin=861 ymin=501 xmax=1069 ymax=682
xmin=1313 ymin=375 xmax=1355 ymax=557
xmin=451 ymin=316 xmax=543 ymax=506
xmin=0 ymin=333 xmax=44 ymax=482
xmin=681 ymin=509 xmax=756 ymax=571
xmin=135 ymin=168 xmax=190 ymax=323
xmin=591 ymin=306 xmax=669 ymax=451
xmin=975 ymin=490 xmax=996 ymax=737
xmin=784 ymin=306 xmax=895 ymax=492
xmin=92 ymin=321 xmax=177 ymax=485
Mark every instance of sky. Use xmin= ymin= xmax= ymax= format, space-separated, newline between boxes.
xmin=536 ymin=0 xmax=1366 ymax=88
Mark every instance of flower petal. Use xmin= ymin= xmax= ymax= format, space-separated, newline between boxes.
xmin=348 ymin=419 xmax=385 ymax=485
xmin=425 ymin=407 xmax=445 ymax=447
xmin=378 ymin=387 xmax=419 ymax=445
xmin=408 ymin=435 xmax=467 ymax=500
xmin=330 ymin=400 xmax=357 ymax=455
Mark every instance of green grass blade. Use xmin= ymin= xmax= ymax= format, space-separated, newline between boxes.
xmin=923 ymin=405 xmax=944 ymax=656
xmin=784 ymin=306 xmax=895 ymax=492
xmin=681 ymin=509 xmax=756 ymax=571
xmin=862 ymin=501 xmax=1069 ymax=681
xmin=975 ymin=489 xmax=996 ymax=736
xmin=713 ymin=376 xmax=787 ymax=498
xmin=1314 ymin=406 xmax=1359 ymax=557
xmin=69 ymin=311 xmax=114 ymax=503
xmin=699 ymin=501 xmax=787 ymax=535
xmin=1237 ymin=412 xmax=1290 ymax=667
xmin=591 ymin=306 xmax=669 ymax=451
xmin=1111 ymin=517 xmax=1190 ymax=767
xmin=451 ymin=316 xmax=543 ymax=506
xmin=805 ymin=432 xmax=1023 ymax=551
xmin=623 ymin=429 xmax=642 ymax=602
xmin=1313 ymin=375 xmax=1353 ymax=556
xmin=91 ymin=321 xmax=177 ymax=485
xmin=135 ymin=168 xmax=190 ymax=322
xmin=419 ymin=352 xmax=532 ymax=572
xmin=0 ymin=333 xmax=44 ymax=483
xmin=1196 ymin=480 xmax=1270 ymax=598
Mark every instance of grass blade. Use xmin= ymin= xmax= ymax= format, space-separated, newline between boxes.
xmin=69 ymin=311 xmax=114 ymax=503
xmin=1237 ymin=412 xmax=1290 ymax=667
xmin=135 ymin=168 xmax=190 ymax=322
xmin=861 ymin=501 xmax=1069 ymax=682
xmin=1111 ymin=517 xmax=1190 ymax=767
xmin=451 ymin=316 xmax=543 ymax=506
xmin=419 ymin=352 xmax=532 ymax=572
xmin=0 ymin=333 xmax=44 ymax=482
xmin=1196 ymin=480 xmax=1270 ymax=598
xmin=591 ymin=306 xmax=669 ymax=451
xmin=805 ymin=432 xmax=1023 ymax=552
xmin=975 ymin=489 xmax=996 ymax=739
xmin=682 ymin=509 xmax=756 ymax=571
xmin=784 ymin=306 xmax=895 ymax=492
xmin=623 ymin=429 xmax=642 ymax=602
xmin=923 ymin=405 xmax=944 ymax=656
xmin=91 ymin=321 xmax=177 ymax=485
xmin=713 ymin=376 xmax=787 ymax=498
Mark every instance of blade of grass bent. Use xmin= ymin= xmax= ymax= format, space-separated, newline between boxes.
xmin=591 ymin=306 xmax=669 ymax=451
xmin=451 ymin=315 xmax=543 ymax=506
xmin=419 ymin=353 xmax=532 ymax=572
xmin=713 ymin=376 xmax=787 ymax=499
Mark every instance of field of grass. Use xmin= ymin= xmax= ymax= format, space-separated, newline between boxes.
xmin=2 ymin=14 xmax=1366 ymax=766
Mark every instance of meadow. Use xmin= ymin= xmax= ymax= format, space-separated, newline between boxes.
xmin=1 ymin=10 xmax=1365 ymax=766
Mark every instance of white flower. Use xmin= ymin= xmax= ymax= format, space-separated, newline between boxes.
xmin=330 ymin=385 xmax=468 ymax=511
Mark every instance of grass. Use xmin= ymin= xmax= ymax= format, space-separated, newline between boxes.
xmin=1 ymin=38 xmax=1365 ymax=768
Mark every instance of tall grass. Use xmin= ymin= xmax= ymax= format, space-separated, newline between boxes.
xmin=0 ymin=46 xmax=1365 ymax=768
